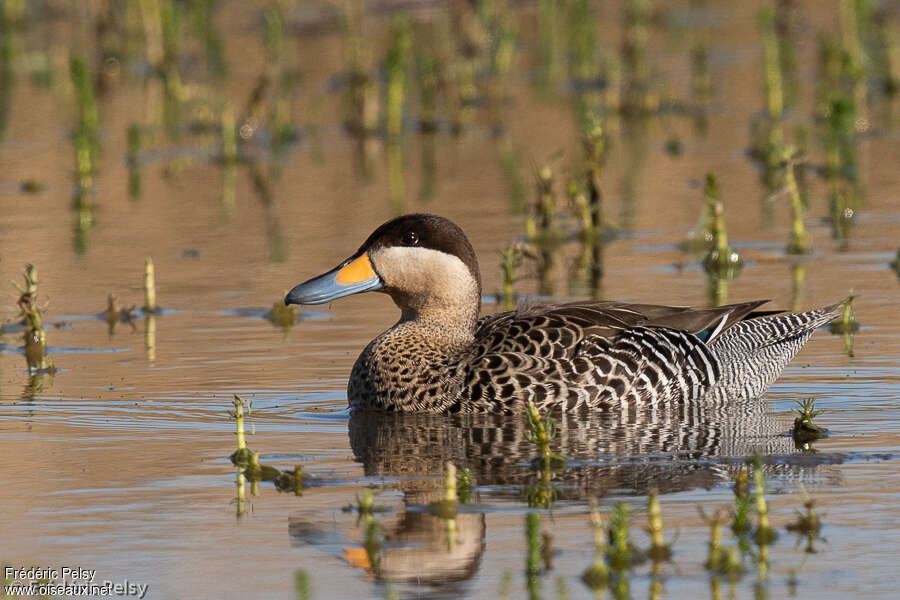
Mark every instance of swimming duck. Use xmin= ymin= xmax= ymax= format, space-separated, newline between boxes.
xmin=286 ymin=214 xmax=840 ymax=413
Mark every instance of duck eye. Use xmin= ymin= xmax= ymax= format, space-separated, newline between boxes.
xmin=401 ymin=231 xmax=419 ymax=246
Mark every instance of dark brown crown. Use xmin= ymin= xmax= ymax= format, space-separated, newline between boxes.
xmin=356 ymin=214 xmax=482 ymax=292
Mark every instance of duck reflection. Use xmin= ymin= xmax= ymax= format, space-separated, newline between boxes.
xmin=290 ymin=399 xmax=835 ymax=589
xmin=368 ymin=506 xmax=484 ymax=585
xmin=349 ymin=398 xmax=821 ymax=498
xmin=289 ymin=490 xmax=486 ymax=588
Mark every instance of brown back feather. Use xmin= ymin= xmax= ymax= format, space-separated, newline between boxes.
xmin=476 ymin=300 xmax=773 ymax=344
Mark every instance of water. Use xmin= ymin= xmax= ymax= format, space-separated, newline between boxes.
xmin=1 ymin=1 xmax=899 ymax=598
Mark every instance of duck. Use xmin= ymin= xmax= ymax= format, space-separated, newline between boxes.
xmin=285 ymin=214 xmax=841 ymax=413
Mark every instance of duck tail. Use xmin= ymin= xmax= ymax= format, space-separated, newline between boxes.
xmin=709 ymin=301 xmax=843 ymax=398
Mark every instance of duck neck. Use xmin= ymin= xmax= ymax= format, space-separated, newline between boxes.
xmin=394 ymin=292 xmax=480 ymax=351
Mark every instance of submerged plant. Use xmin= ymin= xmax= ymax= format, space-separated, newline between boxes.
xmin=786 ymin=487 xmax=822 ymax=537
xmin=792 ymin=398 xmax=827 ymax=445
xmin=266 ymin=293 xmax=300 ymax=335
xmin=102 ymin=294 xmax=137 ymax=336
xmin=244 ymin=450 xmax=281 ymax=483
xmin=274 ymin=465 xmax=306 ymax=496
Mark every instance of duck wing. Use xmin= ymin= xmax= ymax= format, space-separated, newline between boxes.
xmin=450 ymin=300 xmax=776 ymax=411
xmin=474 ymin=299 xmax=772 ymax=351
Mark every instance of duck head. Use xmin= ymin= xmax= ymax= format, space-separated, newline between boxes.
xmin=286 ymin=214 xmax=482 ymax=326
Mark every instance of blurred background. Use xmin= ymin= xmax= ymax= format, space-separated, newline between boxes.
xmin=1 ymin=0 xmax=899 ymax=599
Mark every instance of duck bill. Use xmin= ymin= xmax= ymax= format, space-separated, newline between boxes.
xmin=285 ymin=252 xmax=383 ymax=305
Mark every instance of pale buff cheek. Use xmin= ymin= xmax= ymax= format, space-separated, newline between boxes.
xmin=372 ymin=247 xmax=477 ymax=308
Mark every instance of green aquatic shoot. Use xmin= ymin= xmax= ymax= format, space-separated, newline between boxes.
xmin=358 ymin=492 xmax=381 ymax=572
xmin=498 ymin=244 xmax=524 ymax=311
xmin=786 ymin=486 xmax=821 ymax=537
xmin=498 ymin=570 xmax=513 ymax=600
xmin=386 ymin=15 xmax=411 ymax=141
xmin=701 ymin=507 xmax=728 ymax=572
xmin=792 ymin=397 xmax=827 ymax=445
xmin=759 ymin=6 xmax=784 ymax=121
xmin=525 ymin=400 xmax=563 ymax=465
xmin=829 ymin=293 xmax=859 ymax=335
xmin=783 ymin=149 xmax=811 ymax=255
xmin=607 ymin=502 xmax=635 ymax=570
xmin=222 ymin=103 xmax=238 ymax=166
xmin=294 ymin=569 xmax=311 ymax=600
xmin=230 ymin=394 xmax=253 ymax=467
xmin=356 ymin=489 xmax=374 ymax=517
xmin=524 ymin=512 xmax=543 ymax=599
xmin=143 ymin=257 xmax=159 ymax=314
xmin=621 ymin=0 xmax=654 ymax=115
xmin=69 ymin=53 xmax=99 ymax=200
xmin=527 ymin=162 xmax=558 ymax=242
xmin=535 ymin=0 xmax=563 ymax=93
xmin=159 ymin=0 xmax=183 ymax=134
xmin=444 ymin=462 xmax=457 ymax=503
xmin=794 ymin=398 xmax=823 ymax=425
xmin=731 ymin=466 xmax=752 ymax=537
xmin=524 ymin=401 xmax=565 ymax=508
xmin=753 ymin=458 xmax=777 ymax=546
xmin=457 ymin=467 xmax=474 ymax=504
xmin=702 ymin=174 xmax=743 ymax=278
xmin=15 ymin=264 xmax=53 ymax=373
xmin=235 ymin=470 xmax=249 ymax=517
xmin=582 ymin=499 xmax=609 ymax=590
xmin=685 ymin=175 xmax=716 ymax=252
xmin=525 ymin=511 xmax=542 ymax=575
xmin=645 ymin=490 xmax=671 ymax=561
xmin=430 ymin=462 xmax=459 ymax=518
xmin=138 ymin=0 xmax=164 ymax=71
xmin=692 ymin=43 xmax=711 ymax=102
xmin=581 ymin=115 xmax=607 ymax=238
xmin=127 ymin=124 xmax=143 ymax=200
